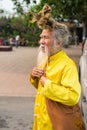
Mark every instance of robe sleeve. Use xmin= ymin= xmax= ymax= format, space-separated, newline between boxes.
xmin=43 ymin=64 xmax=81 ymax=106
xmin=30 ymin=74 xmax=39 ymax=89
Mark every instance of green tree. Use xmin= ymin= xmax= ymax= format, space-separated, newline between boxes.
xmin=37 ymin=0 xmax=87 ymax=38
xmin=0 ymin=16 xmax=11 ymax=37
xmin=12 ymin=0 xmax=86 ymax=23
xmin=10 ymin=14 xmax=40 ymax=46
xmin=11 ymin=0 xmax=87 ymax=39
xmin=11 ymin=0 xmax=36 ymax=14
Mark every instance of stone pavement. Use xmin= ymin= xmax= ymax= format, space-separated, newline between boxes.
xmin=0 ymin=46 xmax=37 ymax=97
xmin=0 ymin=46 xmax=38 ymax=130
xmin=0 ymin=97 xmax=34 ymax=130
xmin=0 ymin=45 xmax=87 ymax=130
xmin=0 ymin=45 xmax=82 ymax=97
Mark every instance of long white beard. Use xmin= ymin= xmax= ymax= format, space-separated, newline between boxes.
xmin=37 ymin=45 xmax=49 ymax=69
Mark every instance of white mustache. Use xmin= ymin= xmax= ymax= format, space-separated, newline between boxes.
xmin=37 ymin=45 xmax=49 ymax=67
xmin=39 ymin=45 xmax=46 ymax=53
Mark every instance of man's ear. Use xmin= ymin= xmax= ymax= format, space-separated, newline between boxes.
xmin=57 ymin=40 xmax=63 ymax=46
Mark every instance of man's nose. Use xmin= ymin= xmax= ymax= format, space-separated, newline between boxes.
xmin=39 ymin=38 xmax=45 ymax=45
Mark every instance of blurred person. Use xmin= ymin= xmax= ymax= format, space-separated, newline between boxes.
xmin=3 ymin=39 xmax=7 ymax=45
xmin=30 ymin=4 xmax=85 ymax=130
xmin=9 ymin=37 xmax=15 ymax=46
xmin=0 ymin=37 xmax=3 ymax=45
xmin=82 ymin=38 xmax=86 ymax=54
xmin=79 ymin=39 xmax=87 ymax=129
xmin=15 ymin=35 xmax=20 ymax=48
xmin=79 ymin=39 xmax=87 ymax=100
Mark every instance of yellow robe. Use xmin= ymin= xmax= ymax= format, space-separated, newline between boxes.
xmin=30 ymin=50 xmax=81 ymax=130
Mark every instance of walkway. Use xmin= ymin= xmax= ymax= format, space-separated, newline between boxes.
xmin=0 ymin=46 xmax=37 ymax=97
xmin=0 ymin=45 xmax=81 ymax=97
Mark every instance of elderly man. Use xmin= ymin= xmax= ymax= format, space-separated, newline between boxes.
xmin=30 ymin=4 xmax=85 ymax=130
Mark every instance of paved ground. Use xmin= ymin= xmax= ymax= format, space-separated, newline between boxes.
xmin=0 ymin=97 xmax=34 ymax=130
xmin=0 ymin=46 xmax=38 ymax=130
xmin=0 ymin=45 xmax=86 ymax=130
xmin=0 ymin=46 xmax=37 ymax=97
xmin=0 ymin=45 xmax=82 ymax=97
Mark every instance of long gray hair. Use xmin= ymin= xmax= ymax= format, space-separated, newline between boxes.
xmin=53 ymin=25 xmax=70 ymax=46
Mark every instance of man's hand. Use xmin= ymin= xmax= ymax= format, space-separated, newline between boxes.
xmin=31 ymin=67 xmax=44 ymax=78
xmin=40 ymin=76 xmax=47 ymax=86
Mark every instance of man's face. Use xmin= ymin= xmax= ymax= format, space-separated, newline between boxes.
xmin=39 ymin=29 xmax=54 ymax=53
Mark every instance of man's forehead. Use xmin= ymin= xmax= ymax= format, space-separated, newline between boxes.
xmin=40 ymin=33 xmax=49 ymax=37
xmin=40 ymin=30 xmax=52 ymax=36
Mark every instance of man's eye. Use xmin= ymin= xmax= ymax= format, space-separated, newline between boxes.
xmin=45 ymin=36 xmax=49 ymax=39
xmin=40 ymin=36 xmax=49 ymax=39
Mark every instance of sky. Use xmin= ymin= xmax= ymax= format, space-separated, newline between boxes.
xmin=0 ymin=0 xmax=15 ymax=13
xmin=0 ymin=0 xmax=40 ymax=14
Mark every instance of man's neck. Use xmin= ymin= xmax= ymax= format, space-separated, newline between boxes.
xmin=50 ymin=48 xmax=62 ymax=56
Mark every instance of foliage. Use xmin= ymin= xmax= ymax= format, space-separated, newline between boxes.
xmin=0 ymin=0 xmax=87 ymax=45
xmin=12 ymin=0 xmax=24 ymax=14
xmin=11 ymin=0 xmax=36 ymax=14
xmin=0 ymin=9 xmax=4 ymax=13
xmin=33 ymin=0 xmax=87 ymax=23
xmin=11 ymin=0 xmax=86 ymax=23
xmin=0 ymin=14 xmax=40 ymax=46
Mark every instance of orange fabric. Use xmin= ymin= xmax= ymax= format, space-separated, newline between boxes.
xmin=46 ymin=98 xmax=86 ymax=130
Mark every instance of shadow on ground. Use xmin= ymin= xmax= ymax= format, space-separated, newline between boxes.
xmin=0 ymin=97 xmax=35 ymax=130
